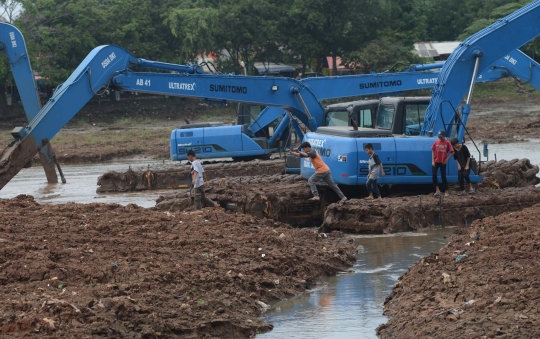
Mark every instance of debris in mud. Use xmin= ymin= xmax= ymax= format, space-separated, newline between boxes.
xmin=155 ymin=174 xmax=336 ymax=227
xmin=156 ymin=159 xmax=539 ymax=231
xmin=97 ymin=159 xmax=286 ymax=192
xmin=0 ymin=195 xmax=356 ymax=338
xmin=321 ymin=158 xmax=539 ymax=233
xmin=468 ymin=105 xmax=540 ymax=144
xmin=321 ymin=186 xmax=540 ymax=233
xmin=478 ymin=158 xmax=540 ymax=189
xmin=377 ymin=202 xmax=540 ymax=339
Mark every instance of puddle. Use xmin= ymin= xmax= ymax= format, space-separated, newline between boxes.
xmin=0 ymin=160 xmax=175 ymax=207
xmin=258 ymin=229 xmax=453 ymax=339
xmin=482 ymin=139 xmax=540 ymax=166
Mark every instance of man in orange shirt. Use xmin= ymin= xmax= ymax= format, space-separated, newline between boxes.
xmin=288 ymin=141 xmax=347 ymax=204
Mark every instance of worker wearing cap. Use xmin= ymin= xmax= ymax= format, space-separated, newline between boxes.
xmin=431 ymin=129 xmax=454 ymax=197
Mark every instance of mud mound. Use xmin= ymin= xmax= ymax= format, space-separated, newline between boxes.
xmin=321 ymin=186 xmax=540 ymax=233
xmin=155 ymin=174 xmax=340 ymax=227
xmin=468 ymin=115 xmax=540 ymax=143
xmin=478 ymin=158 xmax=540 ymax=189
xmin=0 ymin=195 xmax=356 ymax=338
xmin=377 ymin=202 xmax=540 ymax=339
xmin=97 ymin=159 xmax=286 ymax=192
xmin=154 ymin=159 xmax=540 ymax=230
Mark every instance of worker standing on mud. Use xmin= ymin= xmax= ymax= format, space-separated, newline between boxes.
xmin=288 ymin=142 xmax=347 ymax=205
xmin=450 ymin=138 xmax=475 ymax=196
xmin=431 ymin=129 xmax=454 ymax=197
xmin=187 ymin=150 xmax=220 ymax=210
xmin=364 ymin=143 xmax=385 ymax=200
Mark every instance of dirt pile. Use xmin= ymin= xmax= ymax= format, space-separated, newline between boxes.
xmin=155 ymin=174 xmax=338 ymax=227
xmin=467 ymin=98 xmax=540 ymax=143
xmin=478 ymin=158 xmax=540 ymax=189
xmin=97 ymin=159 xmax=286 ymax=193
xmin=0 ymin=195 xmax=356 ymax=338
xmin=154 ymin=159 xmax=540 ymax=231
xmin=321 ymin=158 xmax=540 ymax=233
xmin=468 ymin=114 xmax=540 ymax=143
xmin=321 ymin=186 xmax=540 ymax=233
xmin=377 ymin=202 xmax=540 ymax=339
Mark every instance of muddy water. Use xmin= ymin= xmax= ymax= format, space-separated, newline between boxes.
xmin=259 ymin=229 xmax=453 ymax=338
xmin=0 ymin=160 xmax=173 ymax=207
xmin=484 ymin=139 xmax=540 ymax=166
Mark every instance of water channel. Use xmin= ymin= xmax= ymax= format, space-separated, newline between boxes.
xmin=0 ymin=141 xmax=538 ymax=338
xmin=259 ymin=230 xmax=452 ymax=339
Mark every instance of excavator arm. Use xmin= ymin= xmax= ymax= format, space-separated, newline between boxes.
xmin=248 ymin=63 xmax=445 ymax=136
xmin=0 ymin=23 xmax=62 ymax=183
xmin=0 ymin=45 xmax=321 ymax=189
xmin=421 ymin=0 xmax=540 ymax=139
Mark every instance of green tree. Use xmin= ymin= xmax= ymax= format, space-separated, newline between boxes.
xmin=341 ymin=0 xmax=428 ymax=73
xmin=284 ymin=0 xmax=381 ymax=75
xmin=458 ymin=1 xmax=530 ymax=40
xmin=16 ymin=0 xmax=184 ymax=85
xmin=167 ymin=0 xmax=285 ymax=74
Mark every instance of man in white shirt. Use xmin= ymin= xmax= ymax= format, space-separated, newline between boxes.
xmin=187 ymin=150 xmax=219 ymax=210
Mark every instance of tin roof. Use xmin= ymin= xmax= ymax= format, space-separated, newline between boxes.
xmin=413 ymin=41 xmax=461 ymax=58
xmin=253 ymin=62 xmax=296 ymax=73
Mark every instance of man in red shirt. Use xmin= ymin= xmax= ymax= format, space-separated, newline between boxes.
xmin=431 ymin=129 xmax=454 ymax=197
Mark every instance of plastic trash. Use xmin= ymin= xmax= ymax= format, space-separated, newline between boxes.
xmin=456 ymin=254 xmax=468 ymax=262
xmin=442 ymin=273 xmax=451 ymax=283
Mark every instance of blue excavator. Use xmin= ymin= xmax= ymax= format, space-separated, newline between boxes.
xmin=170 ymin=63 xmax=445 ymax=162
xmin=299 ymin=0 xmax=540 ymax=186
xmin=0 ymin=1 xmax=539 ymax=190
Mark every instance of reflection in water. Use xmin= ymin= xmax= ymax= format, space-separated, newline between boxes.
xmin=0 ymin=160 xmax=179 ymax=207
xmin=259 ymin=230 xmax=454 ymax=339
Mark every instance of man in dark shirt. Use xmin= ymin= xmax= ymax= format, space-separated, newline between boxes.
xmin=450 ymin=138 xmax=475 ymax=195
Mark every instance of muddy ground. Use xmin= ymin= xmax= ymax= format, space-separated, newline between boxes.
xmin=0 ymin=97 xmax=236 ymax=165
xmin=97 ymin=159 xmax=286 ymax=193
xmin=377 ymin=201 xmax=540 ymax=339
xmin=154 ymin=158 xmax=540 ymax=231
xmin=0 ymin=195 xmax=356 ymax=338
xmin=467 ymin=98 xmax=540 ymax=144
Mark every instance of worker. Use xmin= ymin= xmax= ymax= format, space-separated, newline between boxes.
xmin=450 ymin=138 xmax=475 ymax=195
xmin=431 ymin=129 xmax=454 ymax=197
xmin=187 ymin=150 xmax=220 ymax=210
xmin=288 ymin=142 xmax=347 ymax=205
xmin=364 ymin=143 xmax=385 ymax=200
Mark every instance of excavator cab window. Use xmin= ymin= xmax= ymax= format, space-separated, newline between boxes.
xmin=403 ymin=103 xmax=428 ymax=135
xmin=376 ymin=105 xmax=394 ymax=130
xmin=325 ymin=110 xmax=349 ymax=126
xmin=358 ymin=108 xmax=373 ymax=128
xmin=237 ymin=103 xmax=264 ymax=125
